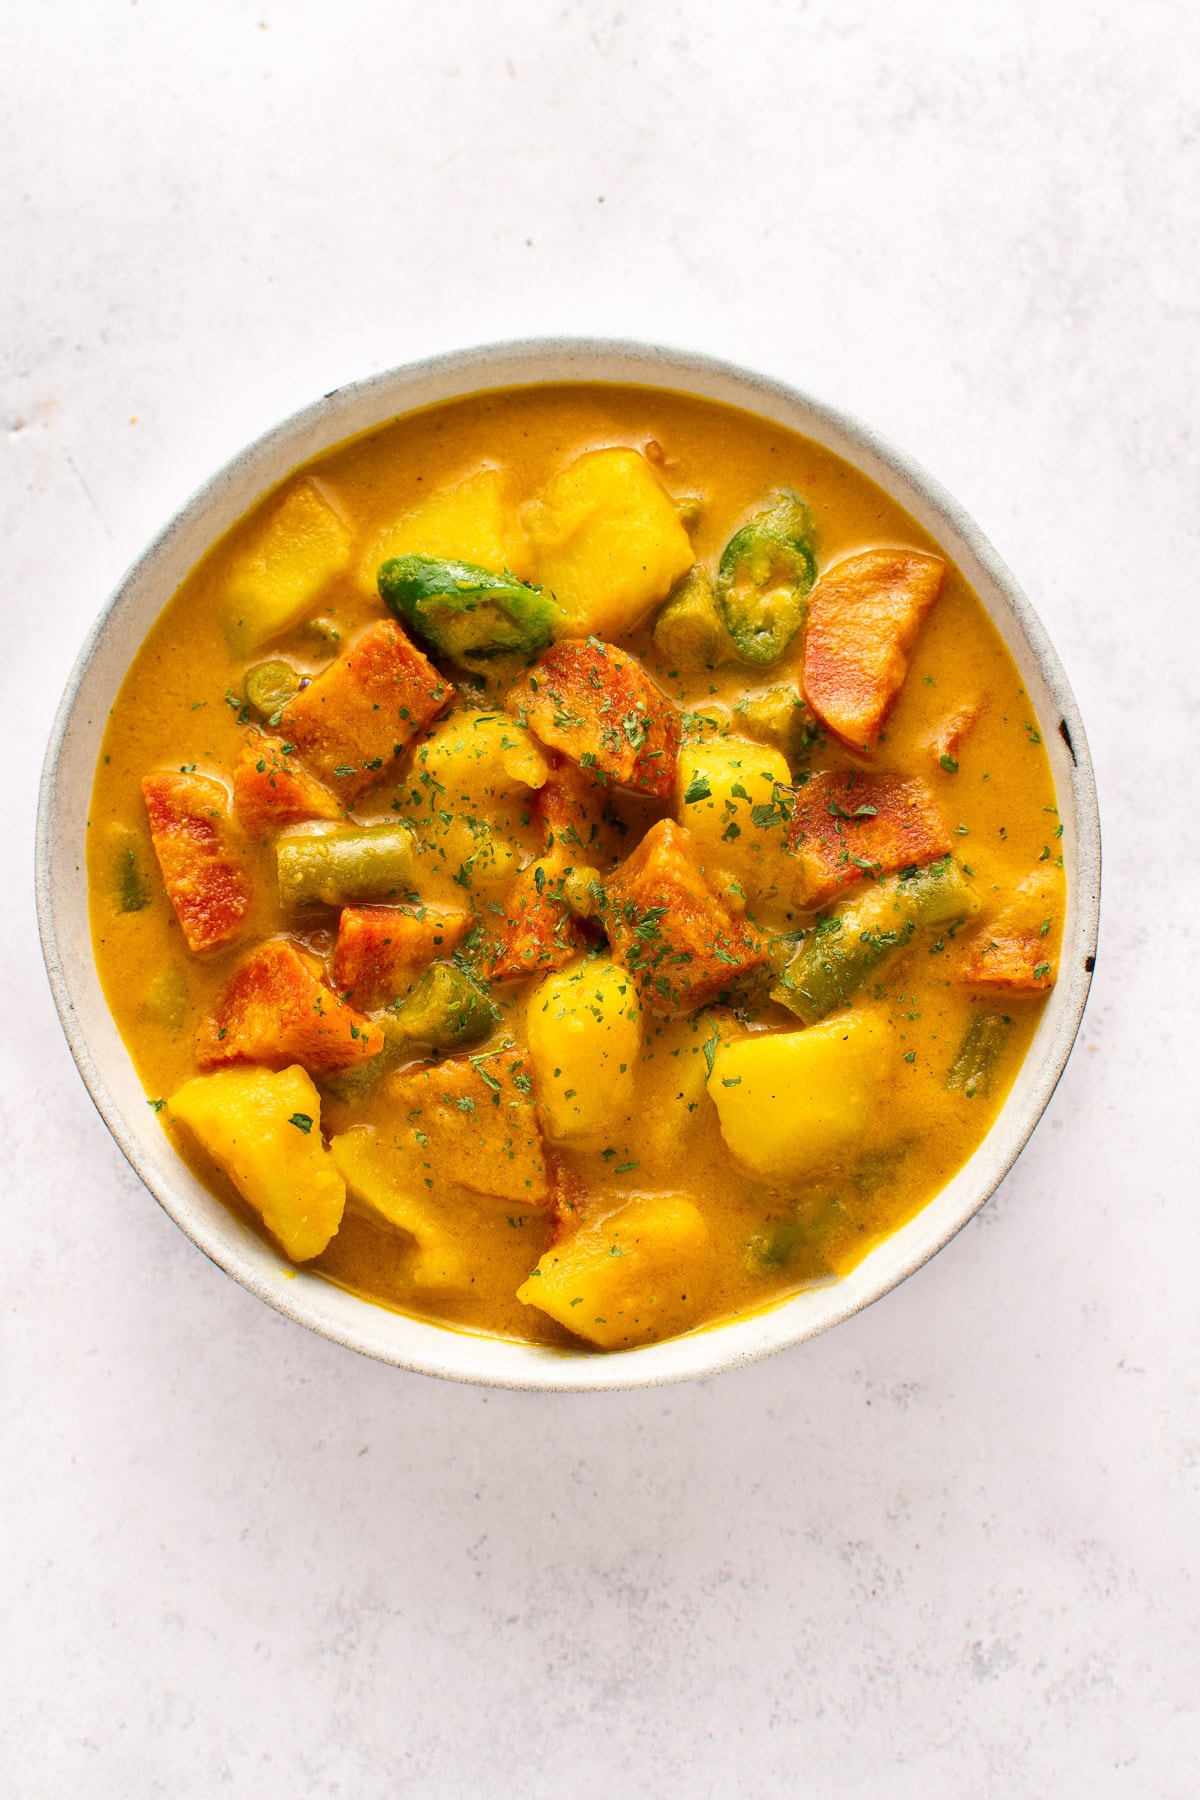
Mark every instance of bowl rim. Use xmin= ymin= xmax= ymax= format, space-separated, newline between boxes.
xmin=36 ymin=334 xmax=1101 ymax=1391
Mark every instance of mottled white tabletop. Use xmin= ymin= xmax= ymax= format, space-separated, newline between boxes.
xmin=4 ymin=3 xmax=1197 ymax=1795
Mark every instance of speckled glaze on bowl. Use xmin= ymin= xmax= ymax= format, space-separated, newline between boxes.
xmin=36 ymin=339 xmax=1100 ymax=1391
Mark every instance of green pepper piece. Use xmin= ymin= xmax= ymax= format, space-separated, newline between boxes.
xmin=391 ymin=961 xmax=497 ymax=1049
xmin=734 ymin=685 xmax=823 ymax=767
xmin=773 ymin=857 xmax=974 ymax=1024
xmin=378 ymin=555 xmax=564 ymax=662
xmin=319 ymin=1013 xmax=411 ymax=1104
xmin=277 ymin=824 xmax=416 ymax=909
xmin=143 ymin=962 xmax=189 ymax=1032
xmin=716 ymin=489 xmax=816 ymax=665
xmin=652 ymin=566 xmax=733 ymax=669
xmin=112 ymin=832 xmax=150 ymax=913
xmin=244 ymin=659 xmax=301 ymax=722
xmin=947 ymin=1011 xmax=1013 ymax=1098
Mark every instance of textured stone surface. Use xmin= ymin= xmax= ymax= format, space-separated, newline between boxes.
xmin=3 ymin=2 xmax=1198 ymax=1794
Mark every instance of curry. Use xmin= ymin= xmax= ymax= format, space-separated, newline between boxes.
xmin=88 ymin=384 xmax=1062 ymax=1351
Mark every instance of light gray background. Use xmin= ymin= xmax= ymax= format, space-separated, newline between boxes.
xmin=4 ymin=3 xmax=1197 ymax=1795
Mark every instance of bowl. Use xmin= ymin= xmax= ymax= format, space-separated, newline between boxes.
xmin=36 ymin=338 xmax=1101 ymax=1391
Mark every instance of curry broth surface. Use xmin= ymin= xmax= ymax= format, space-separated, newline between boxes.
xmin=89 ymin=384 xmax=1060 ymax=1347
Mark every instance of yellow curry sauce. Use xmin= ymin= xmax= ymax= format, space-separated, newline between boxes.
xmin=88 ymin=384 xmax=1062 ymax=1350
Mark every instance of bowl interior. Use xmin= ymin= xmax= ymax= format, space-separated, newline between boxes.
xmin=37 ymin=339 xmax=1100 ymax=1391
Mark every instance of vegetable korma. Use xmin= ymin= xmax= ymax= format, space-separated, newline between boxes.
xmin=89 ymin=384 xmax=1062 ymax=1351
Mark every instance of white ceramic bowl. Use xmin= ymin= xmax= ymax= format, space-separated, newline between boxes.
xmin=37 ymin=339 xmax=1101 ymax=1391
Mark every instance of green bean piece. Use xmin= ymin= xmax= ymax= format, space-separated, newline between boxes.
xmin=244 ymin=659 xmax=301 ymax=721
xmin=744 ymin=1220 xmax=803 ymax=1272
xmin=947 ymin=1012 xmax=1013 ymax=1099
xmin=391 ymin=962 xmax=498 ymax=1050
xmin=378 ymin=555 xmax=564 ymax=662
xmin=112 ymin=833 xmax=150 ymax=913
xmin=652 ymin=566 xmax=733 ymax=669
xmin=143 ymin=962 xmax=189 ymax=1032
xmin=716 ymin=489 xmax=817 ymax=665
xmin=773 ymin=858 xmax=975 ymax=1024
xmin=319 ymin=1014 xmax=411 ymax=1104
xmin=734 ymin=685 xmax=823 ymax=766
xmin=277 ymin=825 xmax=416 ymax=909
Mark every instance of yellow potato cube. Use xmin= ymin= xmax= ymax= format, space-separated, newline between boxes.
xmin=708 ymin=1015 xmax=888 ymax=1181
xmin=525 ymin=448 xmax=694 ymax=638
xmin=330 ymin=1128 xmax=472 ymax=1290
xmin=167 ymin=1064 xmax=345 ymax=1261
xmin=356 ymin=467 xmax=531 ymax=594
xmin=408 ymin=711 xmax=550 ymax=812
xmin=525 ymin=958 xmax=642 ymax=1146
xmin=517 ymin=1195 xmax=711 ymax=1348
xmin=675 ymin=737 xmax=796 ymax=901
xmin=226 ymin=480 xmax=352 ymax=654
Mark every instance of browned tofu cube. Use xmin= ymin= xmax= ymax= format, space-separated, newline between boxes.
xmin=279 ymin=620 xmax=453 ymax=800
xmin=959 ymin=933 xmax=1055 ymax=991
xmin=507 ymin=638 xmax=680 ymax=798
xmin=142 ymin=770 xmax=253 ymax=953
xmin=484 ymin=862 xmax=584 ymax=982
xmin=803 ymin=550 xmax=945 ymax=753
xmin=786 ymin=770 xmax=951 ymax=906
xmin=232 ymin=734 xmax=343 ymax=838
xmin=332 ymin=902 xmax=470 ymax=1006
xmin=382 ymin=1047 xmax=549 ymax=1203
xmin=536 ymin=755 xmax=611 ymax=857
xmin=197 ymin=937 xmax=385 ymax=1073
xmin=598 ymin=818 xmax=767 ymax=1015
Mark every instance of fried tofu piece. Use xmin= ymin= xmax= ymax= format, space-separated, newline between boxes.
xmin=803 ymin=550 xmax=945 ymax=753
xmin=958 ymin=868 xmax=1060 ymax=991
xmin=382 ymin=1048 xmax=549 ymax=1204
xmin=197 ymin=937 xmax=385 ymax=1073
xmin=929 ymin=699 xmax=985 ymax=773
xmin=598 ymin=818 xmax=767 ymax=1015
xmin=484 ymin=861 xmax=585 ymax=982
xmin=508 ymin=638 xmax=680 ymax=799
xmin=278 ymin=620 xmax=453 ymax=800
xmin=959 ymin=934 xmax=1055 ymax=991
xmin=786 ymin=770 xmax=951 ymax=906
xmin=232 ymin=734 xmax=343 ymax=837
xmin=537 ymin=755 xmax=612 ymax=858
xmin=142 ymin=770 xmax=253 ymax=953
xmin=332 ymin=902 xmax=470 ymax=1006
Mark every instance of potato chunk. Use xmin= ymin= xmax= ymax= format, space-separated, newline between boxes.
xmin=197 ymin=937 xmax=385 ymax=1073
xmin=332 ymin=902 xmax=469 ymax=1005
xmin=484 ymin=861 xmax=585 ymax=982
xmin=803 ymin=550 xmax=945 ymax=752
xmin=329 ymin=1128 xmax=472 ymax=1289
xmin=524 ymin=448 xmax=694 ymax=639
xmin=382 ymin=1047 xmax=549 ymax=1203
xmin=168 ymin=1064 xmax=345 ymax=1261
xmin=525 ymin=957 xmax=642 ymax=1146
xmin=517 ymin=1195 xmax=711 ymax=1349
xmin=508 ymin=638 xmax=681 ymax=799
xmin=278 ymin=620 xmax=453 ymax=800
xmin=226 ymin=480 xmax=352 ymax=655
xmin=785 ymin=769 xmax=951 ymax=907
xmin=599 ymin=818 xmax=767 ymax=1015
xmin=356 ymin=467 xmax=531 ymax=595
xmin=232 ymin=734 xmax=342 ymax=838
xmin=404 ymin=711 xmax=549 ymax=819
xmin=707 ymin=1015 xmax=887 ymax=1182
xmin=142 ymin=770 xmax=253 ymax=953
xmin=675 ymin=737 xmax=795 ymax=901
